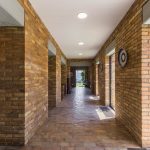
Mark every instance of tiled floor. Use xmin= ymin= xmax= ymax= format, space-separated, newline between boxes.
xmin=0 ymin=88 xmax=139 ymax=150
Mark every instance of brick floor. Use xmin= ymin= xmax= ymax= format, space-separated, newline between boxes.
xmin=0 ymin=88 xmax=140 ymax=150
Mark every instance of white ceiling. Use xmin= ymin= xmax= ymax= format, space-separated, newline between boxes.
xmin=29 ymin=0 xmax=135 ymax=59
xmin=143 ymin=0 xmax=150 ymax=24
xmin=0 ymin=0 xmax=24 ymax=26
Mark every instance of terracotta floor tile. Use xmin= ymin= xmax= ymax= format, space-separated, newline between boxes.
xmin=0 ymin=88 xmax=140 ymax=150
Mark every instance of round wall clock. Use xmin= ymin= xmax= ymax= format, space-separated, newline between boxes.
xmin=118 ymin=49 xmax=128 ymax=68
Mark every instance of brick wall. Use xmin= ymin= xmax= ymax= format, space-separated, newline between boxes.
xmin=89 ymin=65 xmax=94 ymax=90
xmin=24 ymin=2 xmax=48 ymax=144
xmin=48 ymin=56 xmax=56 ymax=108
xmin=95 ymin=64 xmax=99 ymax=96
xmin=18 ymin=0 xmax=64 ymax=145
xmin=91 ymin=62 xmax=96 ymax=94
xmin=56 ymin=50 xmax=61 ymax=105
xmin=0 ymin=27 xmax=25 ymax=145
xmin=0 ymin=0 xmax=65 ymax=146
xmin=141 ymin=24 xmax=150 ymax=147
xmin=105 ymin=56 xmax=110 ymax=106
xmin=99 ymin=50 xmax=106 ymax=106
xmin=61 ymin=64 xmax=67 ymax=99
xmin=110 ymin=54 xmax=115 ymax=110
xmin=67 ymin=61 xmax=71 ymax=94
xmin=94 ymin=0 xmax=149 ymax=147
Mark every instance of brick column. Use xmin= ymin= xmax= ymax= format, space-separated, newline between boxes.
xmin=105 ymin=56 xmax=110 ymax=106
xmin=0 ymin=27 xmax=25 ymax=145
xmin=67 ymin=61 xmax=71 ymax=94
xmin=56 ymin=50 xmax=61 ymax=105
xmin=61 ymin=64 xmax=67 ymax=99
xmin=48 ymin=56 xmax=57 ymax=108
xmin=141 ymin=24 xmax=150 ymax=147
xmin=91 ymin=62 xmax=96 ymax=94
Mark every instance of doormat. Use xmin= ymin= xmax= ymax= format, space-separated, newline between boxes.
xmin=96 ymin=106 xmax=115 ymax=120
xmin=99 ymin=106 xmax=115 ymax=118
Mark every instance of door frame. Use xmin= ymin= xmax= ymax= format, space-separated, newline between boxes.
xmin=109 ymin=52 xmax=115 ymax=110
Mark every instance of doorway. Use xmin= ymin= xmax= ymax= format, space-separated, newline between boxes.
xmin=109 ymin=53 xmax=115 ymax=110
xmin=76 ymin=70 xmax=86 ymax=87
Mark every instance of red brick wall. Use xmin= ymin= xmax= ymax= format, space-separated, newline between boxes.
xmin=94 ymin=0 xmax=149 ymax=146
xmin=0 ymin=27 xmax=25 ymax=145
xmin=141 ymin=24 xmax=150 ymax=147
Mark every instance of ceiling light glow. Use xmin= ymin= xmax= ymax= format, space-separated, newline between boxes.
xmin=78 ymin=13 xmax=88 ymax=19
xmin=79 ymin=53 xmax=83 ymax=56
xmin=78 ymin=42 xmax=84 ymax=46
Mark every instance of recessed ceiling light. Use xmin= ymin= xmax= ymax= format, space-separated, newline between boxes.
xmin=79 ymin=53 xmax=83 ymax=56
xmin=78 ymin=42 xmax=84 ymax=46
xmin=78 ymin=13 xmax=88 ymax=19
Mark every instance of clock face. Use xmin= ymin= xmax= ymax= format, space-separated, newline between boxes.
xmin=118 ymin=49 xmax=128 ymax=68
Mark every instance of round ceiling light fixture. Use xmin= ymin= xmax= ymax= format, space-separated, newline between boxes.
xmin=78 ymin=13 xmax=88 ymax=19
xmin=78 ymin=42 xmax=84 ymax=46
xmin=78 ymin=53 xmax=83 ymax=56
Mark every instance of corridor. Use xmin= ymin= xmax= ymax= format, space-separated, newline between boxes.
xmin=0 ymin=0 xmax=150 ymax=148
xmin=0 ymin=88 xmax=139 ymax=150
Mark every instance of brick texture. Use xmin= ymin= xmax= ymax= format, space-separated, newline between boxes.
xmin=0 ymin=27 xmax=25 ymax=145
xmin=91 ymin=60 xmax=100 ymax=96
xmin=56 ymin=50 xmax=61 ymax=105
xmin=91 ymin=62 xmax=96 ymax=94
xmin=141 ymin=24 xmax=150 ymax=147
xmin=105 ymin=56 xmax=110 ymax=106
xmin=95 ymin=64 xmax=99 ymax=96
xmin=24 ymin=1 xmax=48 ymax=144
xmin=94 ymin=0 xmax=149 ymax=147
xmin=110 ymin=54 xmax=115 ymax=110
xmin=61 ymin=64 xmax=67 ymax=99
xmin=48 ymin=56 xmax=57 ymax=108
xmin=0 ymin=0 xmax=65 ymax=145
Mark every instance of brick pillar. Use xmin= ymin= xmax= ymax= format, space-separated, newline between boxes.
xmin=67 ymin=61 xmax=71 ymax=94
xmin=99 ymin=51 xmax=105 ymax=106
xmin=96 ymin=64 xmax=99 ymax=96
xmin=61 ymin=64 xmax=67 ymax=99
xmin=48 ymin=56 xmax=57 ymax=108
xmin=24 ymin=6 xmax=48 ymax=144
xmin=92 ymin=62 xmax=96 ymax=95
xmin=141 ymin=24 xmax=150 ymax=147
xmin=105 ymin=56 xmax=110 ymax=106
xmin=56 ymin=50 xmax=61 ymax=105
xmin=89 ymin=65 xmax=93 ymax=90
xmin=0 ymin=27 xmax=25 ymax=145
